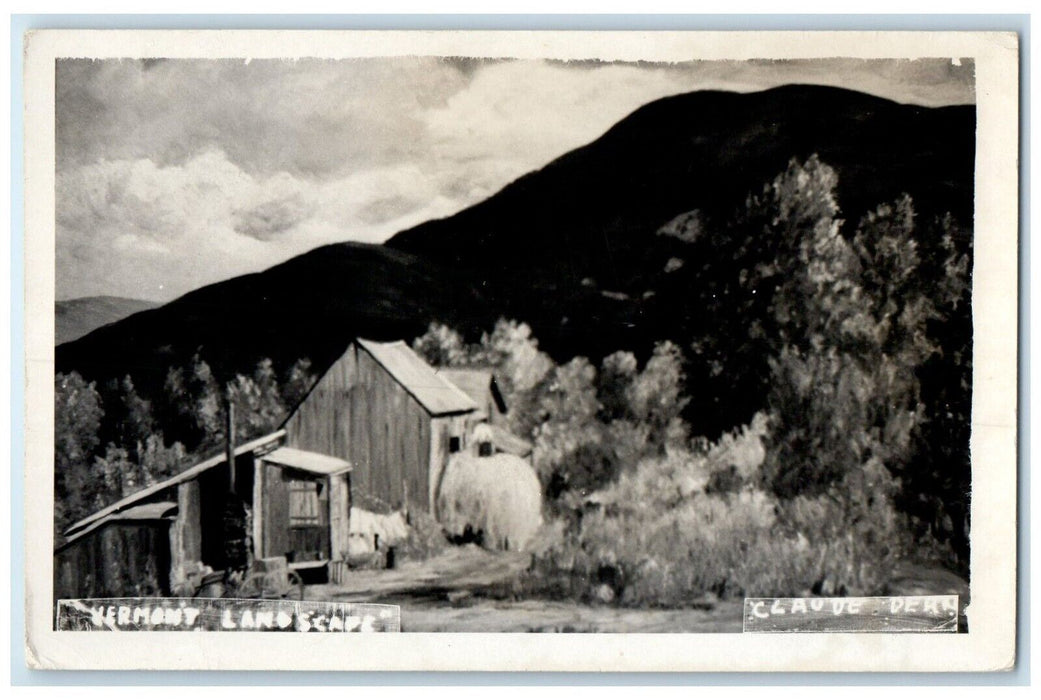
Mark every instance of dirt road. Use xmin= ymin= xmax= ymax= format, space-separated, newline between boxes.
xmin=308 ymin=546 xmax=740 ymax=632
xmin=306 ymin=545 xmax=967 ymax=633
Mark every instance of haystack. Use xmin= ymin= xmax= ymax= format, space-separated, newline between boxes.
xmin=436 ymin=450 xmax=543 ymax=551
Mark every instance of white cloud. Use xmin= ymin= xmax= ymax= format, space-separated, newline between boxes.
xmin=55 ymin=57 xmax=975 ymax=302
xmin=423 ymin=61 xmax=694 ymax=173
xmin=57 ymin=151 xmax=292 ymax=299
xmin=55 ymin=149 xmax=484 ymax=300
xmin=57 ymin=58 xmax=469 ymax=177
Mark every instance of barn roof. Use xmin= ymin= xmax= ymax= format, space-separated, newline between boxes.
xmin=356 ymin=338 xmax=478 ymax=416
xmin=63 ymin=430 xmax=287 ymax=538
xmin=262 ymin=446 xmax=352 ymax=475
xmin=436 ymin=368 xmax=508 ymax=416
xmin=59 ymin=501 xmax=178 ymax=551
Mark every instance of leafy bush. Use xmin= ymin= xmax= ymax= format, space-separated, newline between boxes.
xmin=704 ymin=411 xmax=769 ymax=492
xmin=161 ymin=354 xmax=223 ymax=451
xmin=91 ymin=435 xmax=188 ymax=507
xmin=524 ymin=414 xmax=904 ymax=606
xmin=224 ymin=358 xmax=287 ymax=441
xmin=412 ymin=322 xmax=471 ymax=368
xmin=527 ymin=489 xmax=902 ymax=606
xmin=527 ymin=489 xmax=778 ymax=605
xmin=282 ymin=358 xmax=316 ymax=409
xmin=415 ymin=320 xmax=696 ymax=511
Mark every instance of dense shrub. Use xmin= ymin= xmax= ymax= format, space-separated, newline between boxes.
xmin=524 ymin=415 xmax=904 ymax=606
xmin=527 ymin=489 xmax=902 ymax=606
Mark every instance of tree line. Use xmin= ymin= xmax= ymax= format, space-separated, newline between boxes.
xmin=54 ymin=357 xmax=314 ymax=545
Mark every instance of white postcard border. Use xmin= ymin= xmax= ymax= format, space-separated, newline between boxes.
xmin=23 ymin=29 xmax=1019 ymax=672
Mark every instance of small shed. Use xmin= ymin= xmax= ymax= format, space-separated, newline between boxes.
xmin=54 ymin=502 xmax=177 ymax=600
xmin=283 ymin=339 xmax=480 ymax=516
xmin=435 ymin=369 xmax=531 ymax=457
xmin=436 ymin=368 xmax=508 ymax=425
xmin=253 ymin=446 xmax=351 ymax=570
xmin=55 ymin=430 xmax=351 ymax=600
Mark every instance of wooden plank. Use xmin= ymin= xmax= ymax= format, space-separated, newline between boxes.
xmin=252 ymin=458 xmax=264 ymax=559
xmin=170 ymin=480 xmax=202 ymax=588
xmin=742 ymin=595 xmax=959 ymax=633
xmin=56 ymin=598 xmax=400 ymax=632
xmin=329 ymin=472 xmax=350 ymax=562
xmin=416 ymin=410 xmax=429 ymax=511
xmin=428 ymin=417 xmax=448 ymax=517
xmin=263 ymin=463 xmax=290 ymax=558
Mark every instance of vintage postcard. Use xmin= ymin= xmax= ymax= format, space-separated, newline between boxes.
xmin=22 ymin=29 xmax=1018 ymax=671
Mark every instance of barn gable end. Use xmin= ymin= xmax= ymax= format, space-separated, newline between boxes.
xmin=283 ymin=339 xmax=478 ymax=515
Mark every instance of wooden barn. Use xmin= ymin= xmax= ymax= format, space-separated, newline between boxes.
xmin=436 ymin=368 xmax=507 ymax=425
xmin=56 ymin=337 xmax=539 ymax=600
xmin=435 ymin=368 xmax=532 ymax=458
xmin=283 ymin=338 xmax=482 ymax=517
xmin=55 ymin=430 xmax=351 ymax=600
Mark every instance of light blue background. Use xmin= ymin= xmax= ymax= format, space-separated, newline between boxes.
xmin=9 ymin=12 xmax=1030 ymax=686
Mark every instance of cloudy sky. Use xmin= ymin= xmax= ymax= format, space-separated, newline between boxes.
xmin=56 ymin=56 xmax=974 ymax=302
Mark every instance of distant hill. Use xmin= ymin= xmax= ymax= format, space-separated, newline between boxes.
xmin=55 ymin=296 xmax=160 ymax=345
xmin=55 ymin=243 xmax=495 ymax=401
xmin=56 ymin=84 xmax=974 ymax=438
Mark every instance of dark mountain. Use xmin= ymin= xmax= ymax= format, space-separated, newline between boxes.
xmin=387 ymin=84 xmax=974 ymax=362
xmin=56 ymin=84 xmax=975 ymax=437
xmin=55 ymin=296 xmax=160 ymax=345
xmin=56 ymin=244 xmax=495 ymax=400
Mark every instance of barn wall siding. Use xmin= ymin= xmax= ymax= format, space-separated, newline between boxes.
xmin=287 ymin=343 xmax=437 ymax=515
xmin=286 ymin=346 xmax=357 ymax=462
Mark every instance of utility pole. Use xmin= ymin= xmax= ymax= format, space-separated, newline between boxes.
xmin=222 ymin=392 xmax=249 ymax=572
xmin=225 ymin=395 xmax=236 ymax=494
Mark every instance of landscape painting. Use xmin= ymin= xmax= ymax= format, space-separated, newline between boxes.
xmin=29 ymin=28 xmax=1017 ymax=663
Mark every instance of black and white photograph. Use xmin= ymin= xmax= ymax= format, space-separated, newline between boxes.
xmin=22 ymin=29 xmax=1019 ymax=671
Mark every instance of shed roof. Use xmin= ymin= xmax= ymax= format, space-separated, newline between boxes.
xmin=262 ymin=446 xmax=352 ymax=475
xmin=64 ymin=430 xmax=286 ymax=538
xmin=487 ymin=424 xmax=533 ymax=458
xmin=59 ymin=501 xmax=178 ymax=550
xmin=357 ymin=338 xmax=478 ymax=416
xmin=437 ymin=368 xmax=508 ymax=416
